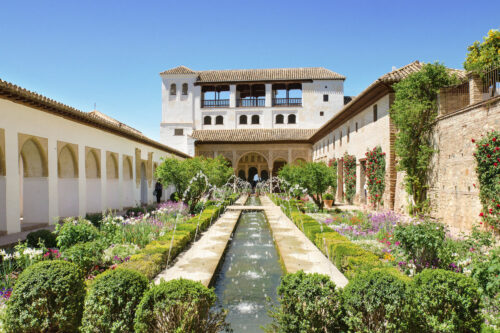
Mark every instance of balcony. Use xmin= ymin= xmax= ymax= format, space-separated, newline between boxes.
xmin=236 ymin=98 xmax=265 ymax=107
xmin=201 ymin=99 xmax=230 ymax=108
xmin=272 ymin=98 xmax=302 ymax=107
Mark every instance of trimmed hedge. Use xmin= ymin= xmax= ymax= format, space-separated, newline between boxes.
xmin=81 ymin=268 xmax=149 ymax=333
xmin=119 ymin=194 xmax=239 ymax=280
xmin=270 ymin=194 xmax=394 ymax=279
xmin=26 ymin=229 xmax=57 ymax=248
xmin=4 ymin=260 xmax=86 ymax=332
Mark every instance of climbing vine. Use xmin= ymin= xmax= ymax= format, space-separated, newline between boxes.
xmin=390 ymin=63 xmax=459 ymax=214
xmin=473 ymin=131 xmax=500 ymax=230
xmin=343 ymin=153 xmax=356 ymax=204
xmin=365 ymin=146 xmax=386 ymax=208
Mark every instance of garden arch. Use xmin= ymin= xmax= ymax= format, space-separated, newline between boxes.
xmin=236 ymin=152 xmax=269 ymax=182
xmin=58 ymin=144 xmax=79 ymax=217
xmin=19 ymin=137 xmax=49 ymax=225
xmin=85 ymin=148 xmax=101 ymax=213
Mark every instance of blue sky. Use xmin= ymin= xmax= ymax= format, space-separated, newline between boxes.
xmin=0 ymin=0 xmax=498 ymax=140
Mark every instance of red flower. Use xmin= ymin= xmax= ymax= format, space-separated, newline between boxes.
xmin=493 ymin=137 xmax=497 ymax=142
xmin=479 ymin=212 xmax=484 ymax=217
xmin=471 ymin=138 xmax=475 ymax=143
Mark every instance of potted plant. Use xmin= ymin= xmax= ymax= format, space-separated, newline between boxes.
xmin=323 ymin=193 xmax=334 ymax=209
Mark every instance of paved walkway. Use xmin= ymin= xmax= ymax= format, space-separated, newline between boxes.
xmin=154 ymin=195 xmax=247 ymax=286
xmin=261 ymin=196 xmax=349 ymax=288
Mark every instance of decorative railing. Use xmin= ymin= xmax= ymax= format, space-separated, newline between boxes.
xmin=272 ymin=98 xmax=302 ymax=107
xmin=439 ymin=82 xmax=470 ymax=116
xmin=201 ymin=99 xmax=230 ymax=108
xmin=236 ymin=98 xmax=265 ymax=107
xmin=481 ymin=65 xmax=500 ymax=98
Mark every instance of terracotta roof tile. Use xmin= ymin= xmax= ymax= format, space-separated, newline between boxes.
xmin=192 ymin=128 xmax=316 ymax=143
xmin=0 ymin=78 xmax=189 ymax=158
xmin=161 ymin=66 xmax=345 ymax=82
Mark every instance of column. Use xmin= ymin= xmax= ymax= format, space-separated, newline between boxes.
xmin=78 ymin=145 xmax=87 ymax=217
xmin=100 ymin=149 xmax=107 ymax=212
xmin=47 ymin=137 xmax=58 ymax=224
xmin=469 ymin=74 xmax=483 ymax=105
xmin=229 ymin=84 xmax=236 ymax=108
xmin=118 ymin=153 xmax=124 ymax=210
xmin=4 ymin=129 xmax=20 ymax=234
xmin=265 ymin=84 xmax=272 ymax=107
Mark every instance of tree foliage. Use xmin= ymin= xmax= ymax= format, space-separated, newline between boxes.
xmin=278 ymin=161 xmax=336 ymax=210
xmin=464 ymin=29 xmax=500 ymax=74
xmin=155 ymin=156 xmax=233 ymax=212
xmin=390 ymin=63 xmax=459 ymax=214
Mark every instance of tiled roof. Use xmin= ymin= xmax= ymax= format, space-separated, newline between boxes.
xmin=379 ymin=61 xmax=466 ymax=83
xmin=161 ymin=66 xmax=345 ymax=83
xmin=192 ymin=128 xmax=317 ymax=143
xmin=160 ymin=65 xmax=197 ymax=75
xmin=344 ymin=96 xmax=354 ymax=105
xmin=0 ymin=78 xmax=189 ymax=158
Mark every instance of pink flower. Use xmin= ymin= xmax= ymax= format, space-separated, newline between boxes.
xmin=395 ymin=241 xmax=400 ymax=246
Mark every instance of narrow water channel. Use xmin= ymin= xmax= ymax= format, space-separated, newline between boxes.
xmin=212 ymin=196 xmax=284 ymax=332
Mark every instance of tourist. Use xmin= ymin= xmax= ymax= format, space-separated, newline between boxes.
xmin=154 ymin=181 xmax=163 ymax=203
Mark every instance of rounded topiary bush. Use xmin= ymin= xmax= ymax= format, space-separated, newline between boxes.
xmin=343 ymin=268 xmax=411 ymax=332
xmin=26 ymin=229 xmax=57 ymax=248
xmin=81 ymin=268 xmax=149 ymax=333
xmin=134 ymin=278 xmax=229 ymax=333
xmin=4 ymin=260 xmax=85 ymax=332
xmin=56 ymin=217 xmax=100 ymax=250
xmin=412 ymin=269 xmax=483 ymax=333
xmin=268 ymin=270 xmax=345 ymax=332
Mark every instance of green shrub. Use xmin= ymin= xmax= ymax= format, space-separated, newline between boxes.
xmin=393 ymin=220 xmax=446 ymax=272
xmin=323 ymin=193 xmax=334 ymax=200
xmin=4 ymin=260 xmax=85 ymax=332
xmin=103 ymin=243 xmax=140 ymax=264
xmin=134 ymin=278 xmax=229 ymax=333
xmin=267 ymin=271 xmax=345 ymax=332
xmin=85 ymin=212 xmax=104 ymax=228
xmin=56 ymin=217 xmax=101 ymax=251
xmin=26 ymin=229 xmax=57 ymax=248
xmin=63 ymin=240 xmax=105 ymax=274
xmin=81 ymin=268 xmax=149 ymax=333
xmin=412 ymin=269 xmax=483 ymax=333
xmin=343 ymin=269 xmax=411 ymax=332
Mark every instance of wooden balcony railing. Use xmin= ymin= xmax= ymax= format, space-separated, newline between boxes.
xmin=272 ymin=98 xmax=302 ymax=107
xmin=201 ymin=99 xmax=230 ymax=108
xmin=236 ymin=98 xmax=265 ymax=107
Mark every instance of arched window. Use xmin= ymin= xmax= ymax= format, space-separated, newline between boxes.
xmin=203 ymin=116 xmax=212 ymax=125
xmin=215 ymin=115 xmax=224 ymax=125
xmin=288 ymin=114 xmax=296 ymax=124
xmin=276 ymin=114 xmax=284 ymax=124
xmin=251 ymin=115 xmax=260 ymax=124
xmin=182 ymin=83 xmax=188 ymax=95
xmin=170 ymin=83 xmax=176 ymax=95
xmin=239 ymin=115 xmax=247 ymax=124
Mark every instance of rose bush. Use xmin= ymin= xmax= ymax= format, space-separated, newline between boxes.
xmin=365 ymin=146 xmax=386 ymax=208
xmin=343 ymin=153 xmax=356 ymax=204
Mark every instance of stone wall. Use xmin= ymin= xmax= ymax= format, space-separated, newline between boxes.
xmin=393 ymin=96 xmax=500 ymax=232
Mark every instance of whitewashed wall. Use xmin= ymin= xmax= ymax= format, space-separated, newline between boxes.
xmin=0 ymin=98 xmax=183 ymax=234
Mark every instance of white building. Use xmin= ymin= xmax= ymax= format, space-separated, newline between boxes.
xmin=160 ymin=66 xmax=346 ymax=155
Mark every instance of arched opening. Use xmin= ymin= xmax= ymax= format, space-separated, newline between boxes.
xmin=288 ymin=114 xmax=296 ymax=124
xmin=204 ymin=116 xmax=212 ymax=125
xmin=261 ymin=170 xmax=269 ymax=180
xmin=58 ymin=144 xmax=79 ymax=217
xmin=19 ymin=138 xmax=49 ymax=227
xmin=276 ymin=114 xmax=284 ymax=124
xmin=251 ymin=115 xmax=260 ymax=124
xmin=0 ymin=146 xmax=5 ymax=232
xmin=236 ymin=152 xmax=269 ymax=184
xmin=122 ymin=156 xmax=134 ymax=208
xmin=239 ymin=115 xmax=247 ymax=125
xmin=272 ymin=159 xmax=287 ymax=177
xmin=182 ymin=83 xmax=188 ymax=95
xmin=106 ymin=153 xmax=119 ymax=209
xmin=86 ymin=149 xmax=101 ymax=213
xmin=215 ymin=115 xmax=224 ymax=125
xmin=170 ymin=83 xmax=177 ymax=95
xmin=140 ymin=162 xmax=148 ymax=205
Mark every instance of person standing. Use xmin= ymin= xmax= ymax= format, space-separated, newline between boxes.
xmin=154 ymin=181 xmax=163 ymax=204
